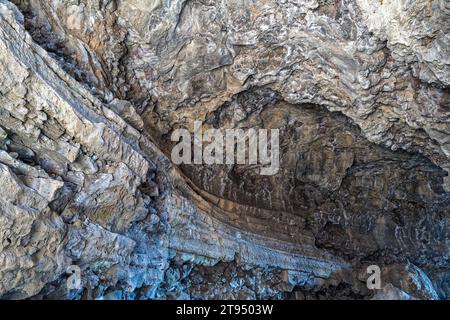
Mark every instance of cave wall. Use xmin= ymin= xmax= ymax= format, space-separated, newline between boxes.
xmin=0 ymin=0 xmax=449 ymax=299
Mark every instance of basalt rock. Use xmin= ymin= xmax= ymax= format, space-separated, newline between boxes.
xmin=0 ymin=0 xmax=449 ymax=300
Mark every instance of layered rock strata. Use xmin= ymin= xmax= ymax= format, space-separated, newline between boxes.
xmin=0 ymin=0 xmax=448 ymax=299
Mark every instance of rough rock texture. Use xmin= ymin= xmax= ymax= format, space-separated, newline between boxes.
xmin=0 ymin=0 xmax=449 ymax=300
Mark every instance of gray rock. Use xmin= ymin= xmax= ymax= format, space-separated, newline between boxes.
xmin=0 ymin=0 xmax=448 ymax=300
